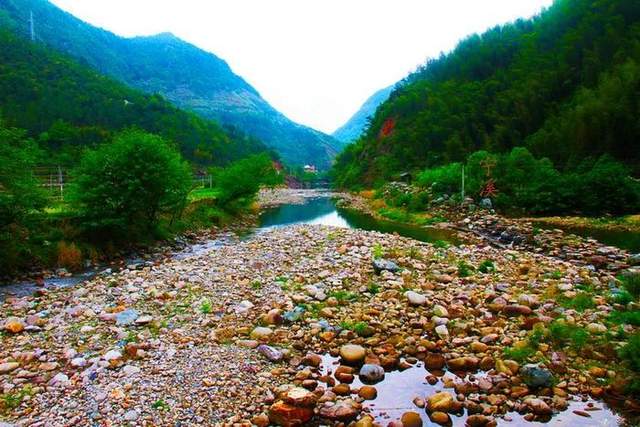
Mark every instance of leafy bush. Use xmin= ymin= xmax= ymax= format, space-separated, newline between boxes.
xmin=71 ymin=129 xmax=192 ymax=241
xmin=211 ymin=153 xmax=282 ymax=208
xmin=416 ymin=162 xmax=462 ymax=196
xmin=0 ymin=123 xmax=47 ymax=274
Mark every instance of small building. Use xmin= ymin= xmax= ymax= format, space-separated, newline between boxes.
xmin=304 ymin=164 xmax=317 ymax=174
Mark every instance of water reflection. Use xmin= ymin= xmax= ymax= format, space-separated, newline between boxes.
xmin=319 ymin=355 xmax=624 ymax=426
xmin=534 ymin=222 xmax=640 ymax=253
xmin=259 ymin=197 xmax=459 ymax=244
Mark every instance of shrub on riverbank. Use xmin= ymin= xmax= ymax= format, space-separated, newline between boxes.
xmin=415 ymin=147 xmax=640 ymax=215
xmin=209 ymin=153 xmax=283 ymax=210
xmin=70 ymin=130 xmax=192 ymax=242
xmin=0 ymin=123 xmax=47 ymax=274
xmin=0 ymin=124 xmax=278 ymax=278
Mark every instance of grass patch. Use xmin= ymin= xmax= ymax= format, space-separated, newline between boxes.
xmin=609 ymin=310 xmax=640 ymax=326
xmin=0 ymin=385 xmax=34 ymax=414
xmin=478 ymin=259 xmax=496 ymax=273
xmin=188 ymin=187 xmax=221 ymax=202
xmin=152 ymin=399 xmax=170 ymax=411
xmin=620 ymin=272 xmax=640 ymax=300
xmin=432 ymin=240 xmax=450 ymax=250
xmin=373 ymin=243 xmax=384 ymax=259
xmin=367 ymin=282 xmax=381 ymax=294
xmin=457 ymin=261 xmax=474 ymax=278
xmin=619 ymin=333 xmax=640 ymax=372
xmin=339 ymin=321 xmax=370 ymax=337
xmin=378 ymin=207 xmax=411 ymax=223
xmin=548 ymin=320 xmax=590 ymax=349
xmin=610 ymin=289 xmax=634 ymax=305
xmin=199 ymin=299 xmax=213 ymax=314
xmin=559 ymin=292 xmax=595 ymax=312
xmin=328 ymin=290 xmax=359 ymax=303
xmin=251 ymin=280 xmax=262 ymax=290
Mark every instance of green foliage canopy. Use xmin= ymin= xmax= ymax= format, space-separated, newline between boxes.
xmin=70 ymin=130 xmax=192 ymax=239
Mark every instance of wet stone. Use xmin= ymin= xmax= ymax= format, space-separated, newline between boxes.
xmin=359 ymin=364 xmax=385 ymax=384
xmin=520 ymin=364 xmax=554 ymax=388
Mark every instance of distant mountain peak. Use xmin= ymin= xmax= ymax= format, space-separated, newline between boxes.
xmin=0 ymin=0 xmax=343 ymax=168
xmin=333 ymin=85 xmax=395 ymax=143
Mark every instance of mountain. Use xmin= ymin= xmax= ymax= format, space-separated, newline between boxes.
xmin=332 ymin=85 xmax=394 ymax=143
xmin=0 ymin=0 xmax=342 ymax=169
xmin=332 ymin=0 xmax=640 ymax=187
xmin=0 ymin=29 xmax=267 ymax=165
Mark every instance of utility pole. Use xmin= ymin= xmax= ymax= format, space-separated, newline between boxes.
xmin=461 ymin=165 xmax=465 ymax=202
xmin=29 ymin=10 xmax=35 ymax=41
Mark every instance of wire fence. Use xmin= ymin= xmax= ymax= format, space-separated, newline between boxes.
xmin=31 ymin=167 xmax=213 ymax=201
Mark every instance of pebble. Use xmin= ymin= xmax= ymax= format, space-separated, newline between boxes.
xmin=405 ymin=291 xmax=427 ymax=305
xmin=257 ymin=344 xmax=283 ymax=362
xmin=123 ymin=410 xmax=139 ymax=422
xmin=115 ymin=309 xmax=139 ymax=326
xmin=340 ymin=344 xmax=366 ymax=364
xmin=250 ymin=326 xmax=274 ymax=340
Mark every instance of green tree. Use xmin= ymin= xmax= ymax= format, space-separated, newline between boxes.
xmin=70 ymin=129 xmax=192 ymax=240
xmin=0 ymin=122 xmax=46 ymax=274
xmin=211 ymin=153 xmax=282 ymax=207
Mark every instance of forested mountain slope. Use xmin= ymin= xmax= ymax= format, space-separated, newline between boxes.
xmin=0 ymin=0 xmax=342 ymax=168
xmin=0 ymin=30 xmax=267 ymax=165
xmin=332 ymin=85 xmax=394 ymax=143
xmin=333 ymin=0 xmax=640 ymax=186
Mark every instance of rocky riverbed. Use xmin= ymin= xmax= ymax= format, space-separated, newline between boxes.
xmin=1 ymin=191 xmax=640 ymax=426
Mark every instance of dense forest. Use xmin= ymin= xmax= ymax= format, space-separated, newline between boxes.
xmin=0 ymin=0 xmax=342 ymax=168
xmin=0 ymin=30 xmax=268 ymax=167
xmin=332 ymin=0 xmax=640 ymax=187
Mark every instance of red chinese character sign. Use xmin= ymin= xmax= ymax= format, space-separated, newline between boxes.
xmin=479 ymin=157 xmax=498 ymax=198
xmin=480 ymin=178 xmax=498 ymax=198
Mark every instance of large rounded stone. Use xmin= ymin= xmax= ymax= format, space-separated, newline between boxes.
xmin=424 ymin=353 xmax=446 ymax=370
xmin=401 ymin=411 xmax=423 ymax=427
xmin=4 ymin=317 xmax=25 ymax=334
xmin=268 ymin=401 xmax=314 ymax=426
xmin=340 ymin=344 xmax=366 ymax=364
xmin=405 ymin=291 xmax=427 ymax=306
xmin=359 ymin=364 xmax=385 ymax=384
xmin=520 ymin=364 xmax=554 ymax=388
xmin=251 ymin=327 xmax=274 ymax=340
xmin=282 ymin=387 xmax=317 ymax=407
xmin=433 ymin=305 xmax=449 ymax=317
xmin=429 ymin=411 xmax=451 ymax=426
xmin=358 ymin=385 xmax=377 ymax=400
xmin=446 ymin=356 xmax=479 ymax=372
xmin=319 ymin=399 xmax=361 ymax=421
xmin=426 ymin=392 xmax=455 ymax=413
xmin=0 ymin=362 xmax=19 ymax=374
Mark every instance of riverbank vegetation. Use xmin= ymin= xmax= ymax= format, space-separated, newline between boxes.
xmin=332 ymin=0 xmax=640 ymax=216
xmin=0 ymin=123 xmax=281 ymax=277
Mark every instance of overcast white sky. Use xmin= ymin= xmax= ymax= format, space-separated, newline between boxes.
xmin=49 ymin=0 xmax=553 ymax=134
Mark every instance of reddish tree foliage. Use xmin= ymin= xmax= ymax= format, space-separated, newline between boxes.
xmin=380 ymin=118 xmax=396 ymax=138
